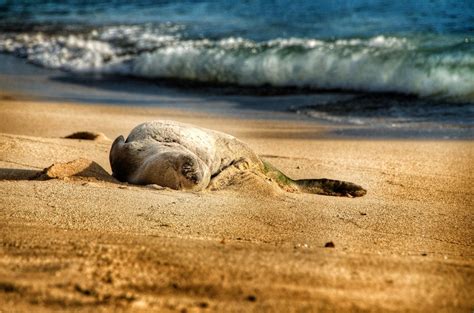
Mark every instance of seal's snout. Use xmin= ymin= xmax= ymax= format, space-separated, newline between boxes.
xmin=177 ymin=155 xmax=210 ymax=190
xmin=181 ymin=160 xmax=201 ymax=184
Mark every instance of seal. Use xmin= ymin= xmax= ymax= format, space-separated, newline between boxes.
xmin=110 ymin=120 xmax=366 ymax=197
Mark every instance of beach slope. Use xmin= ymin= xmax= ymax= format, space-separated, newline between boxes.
xmin=0 ymin=96 xmax=473 ymax=312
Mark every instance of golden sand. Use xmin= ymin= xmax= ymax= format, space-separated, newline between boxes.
xmin=0 ymin=94 xmax=473 ymax=312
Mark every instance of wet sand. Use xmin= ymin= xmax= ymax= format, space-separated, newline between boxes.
xmin=0 ymin=94 xmax=473 ymax=312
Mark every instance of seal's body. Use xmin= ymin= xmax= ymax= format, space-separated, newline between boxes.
xmin=110 ymin=120 xmax=261 ymax=190
xmin=110 ymin=120 xmax=366 ymax=197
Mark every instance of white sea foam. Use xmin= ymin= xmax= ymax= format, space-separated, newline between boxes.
xmin=97 ymin=25 xmax=180 ymax=50
xmin=0 ymin=32 xmax=119 ymax=71
xmin=132 ymin=36 xmax=474 ymax=99
xmin=0 ymin=30 xmax=473 ymax=100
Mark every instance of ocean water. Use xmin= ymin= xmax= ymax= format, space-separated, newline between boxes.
xmin=0 ymin=0 xmax=473 ymax=130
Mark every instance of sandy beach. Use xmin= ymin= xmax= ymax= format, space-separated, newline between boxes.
xmin=0 ymin=93 xmax=473 ymax=312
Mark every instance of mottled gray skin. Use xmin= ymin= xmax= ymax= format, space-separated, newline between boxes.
xmin=110 ymin=120 xmax=262 ymax=191
xmin=110 ymin=120 xmax=366 ymax=197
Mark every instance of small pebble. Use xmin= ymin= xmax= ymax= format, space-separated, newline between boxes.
xmin=131 ymin=300 xmax=148 ymax=308
xmin=246 ymin=295 xmax=257 ymax=302
xmin=197 ymin=301 xmax=208 ymax=308
xmin=146 ymin=184 xmax=165 ymax=190
xmin=294 ymin=243 xmax=309 ymax=249
xmin=324 ymin=241 xmax=335 ymax=248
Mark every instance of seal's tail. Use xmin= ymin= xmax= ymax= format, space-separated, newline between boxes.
xmin=263 ymin=161 xmax=366 ymax=197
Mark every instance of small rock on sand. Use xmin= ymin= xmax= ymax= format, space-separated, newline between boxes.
xmin=324 ymin=241 xmax=335 ymax=248
xmin=246 ymin=295 xmax=257 ymax=302
xmin=36 ymin=158 xmax=117 ymax=183
xmin=64 ymin=131 xmax=109 ymax=141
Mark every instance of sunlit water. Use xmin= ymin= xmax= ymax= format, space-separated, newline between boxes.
xmin=0 ymin=0 xmax=473 ymax=130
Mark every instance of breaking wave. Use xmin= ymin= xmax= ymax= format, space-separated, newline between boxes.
xmin=1 ymin=25 xmax=473 ymax=100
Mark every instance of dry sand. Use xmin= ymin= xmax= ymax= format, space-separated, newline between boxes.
xmin=0 ymin=93 xmax=473 ymax=312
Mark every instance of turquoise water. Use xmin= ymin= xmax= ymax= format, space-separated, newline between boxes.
xmin=0 ymin=0 xmax=473 ymax=127
xmin=1 ymin=1 xmax=473 ymax=39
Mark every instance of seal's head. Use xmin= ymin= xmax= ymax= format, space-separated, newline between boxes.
xmin=130 ymin=150 xmax=210 ymax=191
xmin=174 ymin=153 xmax=211 ymax=190
xmin=110 ymin=135 xmax=211 ymax=191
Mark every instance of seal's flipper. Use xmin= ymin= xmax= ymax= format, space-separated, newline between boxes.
xmin=111 ymin=135 xmax=125 ymax=151
xmin=109 ymin=135 xmax=129 ymax=181
xmin=295 ymin=178 xmax=366 ymax=197
xmin=262 ymin=160 xmax=366 ymax=197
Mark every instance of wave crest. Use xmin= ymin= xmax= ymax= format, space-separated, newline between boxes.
xmin=1 ymin=27 xmax=473 ymax=100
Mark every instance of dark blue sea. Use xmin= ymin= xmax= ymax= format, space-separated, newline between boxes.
xmin=0 ymin=0 xmax=473 ymax=136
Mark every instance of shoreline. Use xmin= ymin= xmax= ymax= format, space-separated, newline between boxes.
xmin=1 ymin=53 xmax=472 ymax=140
xmin=0 ymin=92 xmax=473 ymax=311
